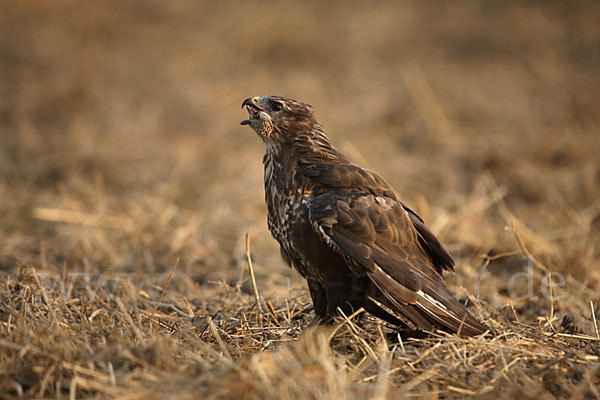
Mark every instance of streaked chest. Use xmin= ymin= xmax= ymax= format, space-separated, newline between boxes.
xmin=263 ymin=150 xmax=311 ymax=239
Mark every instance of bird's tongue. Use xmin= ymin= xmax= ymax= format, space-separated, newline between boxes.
xmin=241 ymin=104 xmax=262 ymax=126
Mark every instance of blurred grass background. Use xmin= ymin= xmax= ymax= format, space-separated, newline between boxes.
xmin=2 ymin=0 xmax=598 ymax=284
xmin=1 ymin=1 xmax=600 ymax=398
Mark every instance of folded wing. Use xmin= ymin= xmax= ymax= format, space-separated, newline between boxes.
xmin=309 ymin=188 xmax=487 ymax=336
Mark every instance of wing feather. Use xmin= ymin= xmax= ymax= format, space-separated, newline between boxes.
xmin=403 ymin=205 xmax=455 ymax=273
xmin=300 ymin=162 xmax=397 ymax=198
xmin=304 ymin=162 xmax=455 ymax=273
xmin=310 ymin=189 xmax=487 ymax=336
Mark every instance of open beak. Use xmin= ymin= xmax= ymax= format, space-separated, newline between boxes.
xmin=241 ymin=97 xmax=256 ymax=108
xmin=241 ymin=97 xmax=264 ymax=125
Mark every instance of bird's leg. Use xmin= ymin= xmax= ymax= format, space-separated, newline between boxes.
xmin=307 ymin=279 xmax=328 ymax=321
xmin=323 ymin=273 xmax=365 ymax=321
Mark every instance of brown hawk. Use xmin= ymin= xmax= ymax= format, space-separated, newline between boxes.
xmin=241 ymin=95 xmax=488 ymax=336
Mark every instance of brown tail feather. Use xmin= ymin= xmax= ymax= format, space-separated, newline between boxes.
xmin=368 ymin=264 xmax=488 ymax=336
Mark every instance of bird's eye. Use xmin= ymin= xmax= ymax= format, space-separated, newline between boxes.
xmin=271 ymin=102 xmax=283 ymax=111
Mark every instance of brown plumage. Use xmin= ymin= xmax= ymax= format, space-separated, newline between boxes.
xmin=241 ymin=95 xmax=488 ymax=336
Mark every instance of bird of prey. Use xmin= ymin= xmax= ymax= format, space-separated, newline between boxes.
xmin=241 ymin=95 xmax=488 ymax=336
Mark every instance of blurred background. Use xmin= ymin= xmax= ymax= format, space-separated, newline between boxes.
xmin=1 ymin=0 xmax=599 ymax=302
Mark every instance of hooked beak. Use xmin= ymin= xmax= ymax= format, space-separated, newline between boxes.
xmin=241 ymin=97 xmax=258 ymax=109
xmin=240 ymin=96 xmax=264 ymax=125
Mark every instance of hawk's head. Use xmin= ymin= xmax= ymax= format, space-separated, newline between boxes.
xmin=241 ymin=96 xmax=317 ymax=143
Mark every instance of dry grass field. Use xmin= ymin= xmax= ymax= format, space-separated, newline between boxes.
xmin=1 ymin=1 xmax=600 ymax=398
